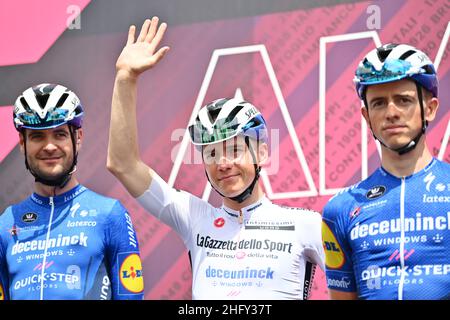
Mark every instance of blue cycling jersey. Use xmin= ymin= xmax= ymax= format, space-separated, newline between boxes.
xmin=0 ymin=185 xmax=144 ymax=300
xmin=322 ymin=158 xmax=450 ymax=300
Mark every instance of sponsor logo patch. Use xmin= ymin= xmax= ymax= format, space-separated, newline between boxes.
xmin=366 ymin=186 xmax=386 ymax=200
xmin=327 ymin=276 xmax=352 ymax=289
xmin=322 ymin=221 xmax=345 ymax=269
xmin=22 ymin=213 xmax=38 ymax=223
xmin=214 ymin=217 xmax=225 ymax=228
xmin=0 ymin=283 xmax=4 ymax=300
xmin=119 ymin=253 xmax=144 ymax=294
xmin=9 ymin=225 xmax=18 ymax=236
xmin=349 ymin=207 xmax=361 ymax=219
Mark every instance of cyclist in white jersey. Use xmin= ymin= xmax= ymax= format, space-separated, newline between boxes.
xmin=106 ymin=17 xmax=325 ymax=300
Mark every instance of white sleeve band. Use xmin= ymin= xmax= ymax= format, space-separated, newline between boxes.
xmin=136 ymin=172 xmax=194 ymax=240
xmin=136 ymin=173 xmax=175 ymax=220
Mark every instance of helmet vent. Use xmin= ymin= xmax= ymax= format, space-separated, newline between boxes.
xmin=206 ymin=98 xmax=227 ymax=123
xmin=376 ymin=43 xmax=397 ymax=62
xmin=35 ymin=94 xmax=50 ymax=109
xmin=56 ymin=93 xmax=69 ymax=107
xmin=224 ymin=105 xmax=244 ymax=124
xmin=20 ymin=97 xmax=33 ymax=113
xmin=376 ymin=48 xmax=392 ymax=62
xmin=207 ymin=108 xmax=221 ymax=124
xmin=399 ymin=50 xmax=415 ymax=61
xmin=423 ymin=65 xmax=435 ymax=75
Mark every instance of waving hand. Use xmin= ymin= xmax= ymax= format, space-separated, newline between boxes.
xmin=116 ymin=17 xmax=170 ymax=78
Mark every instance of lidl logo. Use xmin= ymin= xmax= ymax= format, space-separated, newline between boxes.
xmin=0 ymin=283 xmax=4 ymax=300
xmin=119 ymin=253 xmax=144 ymax=294
xmin=322 ymin=221 xmax=345 ymax=269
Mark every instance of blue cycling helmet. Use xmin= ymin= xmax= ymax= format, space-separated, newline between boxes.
xmin=354 ymin=43 xmax=438 ymax=100
xmin=13 ymin=83 xmax=84 ymax=131
xmin=354 ymin=44 xmax=439 ymax=155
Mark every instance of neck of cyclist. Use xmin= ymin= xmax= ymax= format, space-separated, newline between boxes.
xmin=34 ymin=174 xmax=80 ymax=198
xmin=222 ymin=183 xmax=264 ymax=211
xmin=380 ymin=134 xmax=433 ymax=178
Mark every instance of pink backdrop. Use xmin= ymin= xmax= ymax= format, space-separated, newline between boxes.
xmin=0 ymin=0 xmax=448 ymax=300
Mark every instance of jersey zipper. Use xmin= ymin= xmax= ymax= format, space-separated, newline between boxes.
xmin=398 ymin=177 xmax=406 ymax=300
xmin=238 ymin=209 xmax=243 ymax=224
xmin=40 ymin=196 xmax=55 ymax=300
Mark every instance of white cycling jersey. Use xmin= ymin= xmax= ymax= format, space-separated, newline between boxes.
xmin=137 ymin=173 xmax=325 ymax=300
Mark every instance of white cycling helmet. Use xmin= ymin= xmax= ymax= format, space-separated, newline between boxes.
xmin=188 ymin=98 xmax=268 ymax=147
xmin=13 ymin=83 xmax=84 ymax=131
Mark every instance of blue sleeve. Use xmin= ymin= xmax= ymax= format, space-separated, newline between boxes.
xmin=105 ymin=201 xmax=144 ymax=300
xmin=0 ymin=214 xmax=9 ymax=300
xmin=322 ymin=198 xmax=357 ymax=293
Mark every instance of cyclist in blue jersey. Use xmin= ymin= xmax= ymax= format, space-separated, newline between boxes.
xmin=322 ymin=43 xmax=449 ymax=300
xmin=0 ymin=83 xmax=144 ymax=300
xmin=107 ymin=17 xmax=325 ymax=299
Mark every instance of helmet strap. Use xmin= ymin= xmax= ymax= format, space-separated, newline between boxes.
xmin=365 ymin=82 xmax=426 ymax=156
xmin=204 ymin=136 xmax=261 ymax=204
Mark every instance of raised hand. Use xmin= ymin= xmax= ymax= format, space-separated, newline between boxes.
xmin=116 ymin=17 xmax=170 ymax=79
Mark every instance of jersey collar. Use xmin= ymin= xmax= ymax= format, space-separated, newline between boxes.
xmin=221 ymin=196 xmax=270 ymax=220
xmin=30 ymin=184 xmax=87 ymax=207
xmin=379 ymin=157 xmax=437 ymax=180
